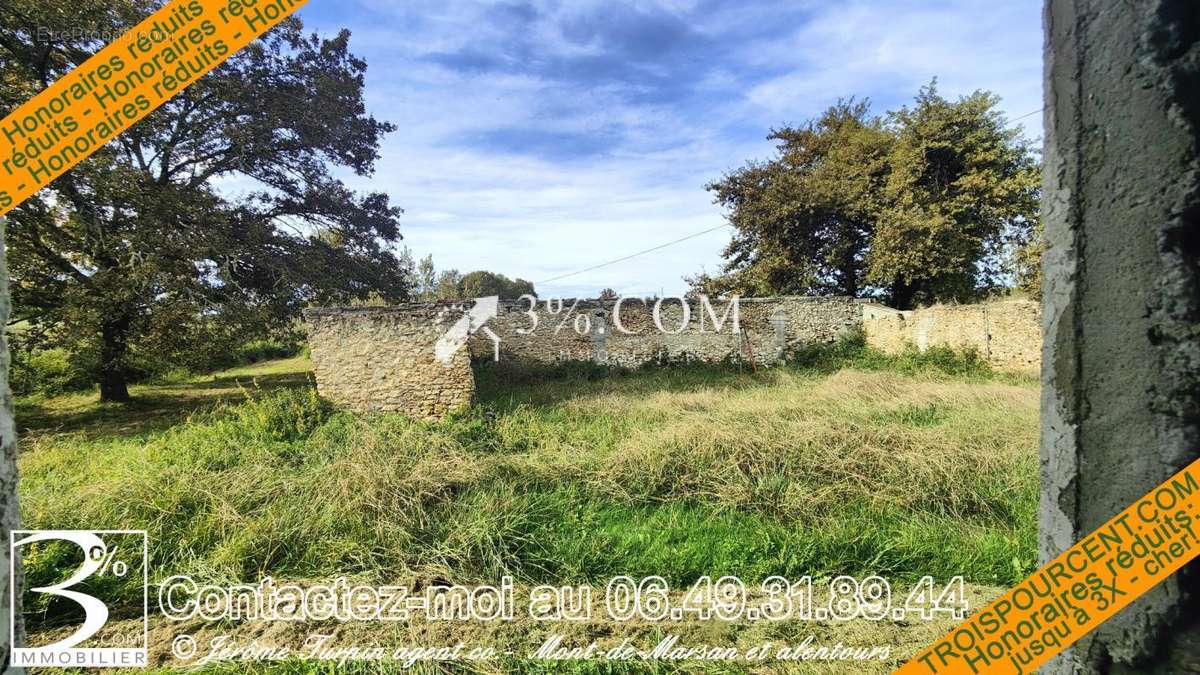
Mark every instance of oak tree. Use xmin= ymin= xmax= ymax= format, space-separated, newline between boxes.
xmin=698 ymin=86 xmax=1040 ymax=309
xmin=702 ymin=101 xmax=891 ymax=297
xmin=867 ymin=85 xmax=1040 ymax=307
xmin=0 ymin=1 xmax=409 ymax=400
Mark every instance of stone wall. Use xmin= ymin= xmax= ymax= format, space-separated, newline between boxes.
xmin=468 ymin=296 xmax=860 ymax=367
xmin=305 ymin=306 xmax=475 ymax=420
xmin=305 ymin=296 xmax=859 ymax=418
xmin=862 ymin=299 xmax=1042 ymax=372
xmin=305 ymin=296 xmax=1040 ymax=419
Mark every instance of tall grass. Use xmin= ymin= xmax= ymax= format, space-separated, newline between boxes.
xmin=20 ymin=360 xmax=1039 ymax=616
xmin=788 ymin=328 xmax=1007 ymax=380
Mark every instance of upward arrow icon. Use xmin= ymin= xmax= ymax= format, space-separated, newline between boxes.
xmin=434 ymin=296 xmax=501 ymax=365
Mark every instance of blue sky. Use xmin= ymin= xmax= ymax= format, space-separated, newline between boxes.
xmin=294 ymin=0 xmax=1043 ymax=298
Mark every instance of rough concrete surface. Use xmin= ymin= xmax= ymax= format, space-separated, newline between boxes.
xmin=1042 ymin=0 xmax=1200 ymax=671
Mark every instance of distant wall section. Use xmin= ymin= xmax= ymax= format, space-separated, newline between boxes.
xmin=305 ymin=296 xmax=860 ymax=418
xmin=305 ymin=296 xmax=1039 ymax=420
xmin=863 ymin=300 xmax=1041 ymax=372
xmin=468 ymin=296 xmax=860 ymax=367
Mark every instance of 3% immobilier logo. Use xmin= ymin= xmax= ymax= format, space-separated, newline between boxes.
xmin=10 ymin=530 xmax=148 ymax=668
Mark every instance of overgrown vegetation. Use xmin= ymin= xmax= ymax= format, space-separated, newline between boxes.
xmin=10 ymin=336 xmax=306 ymax=398
xmin=19 ymin=349 xmax=1038 ymax=624
xmin=9 ymin=348 xmax=92 ymax=398
xmin=788 ymin=328 xmax=1005 ymax=380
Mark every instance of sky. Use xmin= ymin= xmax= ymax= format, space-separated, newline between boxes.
xmin=292 ymin=0 xmax=1044 ymax=298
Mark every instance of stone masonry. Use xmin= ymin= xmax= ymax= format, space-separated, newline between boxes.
xmin=305 ymin=305 xmax=475 ymax=420
xmin=468 ymin=296 xmax=860 ymax=367
xmin=305 ymin=296 xmax=859 ymax=419
xmin=862 ymin=299 xmax=1042 ymax=373
xmin=306 ymin=295 xmax=1043 ymax=420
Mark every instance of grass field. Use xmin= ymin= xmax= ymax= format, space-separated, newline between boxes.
xmin=15 ymin=344 xmax=1040 ymax=672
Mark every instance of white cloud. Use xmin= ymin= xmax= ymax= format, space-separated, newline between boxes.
xmin=745 ymin=1 xmax=1043 ymax=125
xmin=297 ymin=0 xmax=1043 ymax=297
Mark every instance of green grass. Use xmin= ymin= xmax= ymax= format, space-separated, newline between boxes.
xmin=17 ymin=350 xmax=1039 ymax=622
xmin=15 ymin=356 xmax=314 ymax=441
xmin=787 ymin=329 xmax=1035 ymax=385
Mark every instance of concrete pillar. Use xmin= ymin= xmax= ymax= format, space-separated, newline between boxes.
xmin=1041 ymin=1 xmax=1200 ymax=672
xmin=0 ymin=216 xmax=23 ymax=670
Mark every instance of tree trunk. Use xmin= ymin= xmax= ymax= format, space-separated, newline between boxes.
xmin=98 ymin=314 xmax=131 ymax=403
xmin=0 ymin=216 xmax=25 ymax=669
xmin=889 ymin=276 xmax=916 ymax=310
xmin=1041 ymin=0 xmax=1200 ymax=672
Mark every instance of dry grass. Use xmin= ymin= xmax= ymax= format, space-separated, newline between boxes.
xmin=20 ymin=361 xmax=1038 ymax=585
xmin=17 ymin=356 xmax=1039 ymax=673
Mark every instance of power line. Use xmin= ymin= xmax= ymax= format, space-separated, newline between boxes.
xmin=535 ymin=224 xmax=733 ymax=286
xmin=535 ymin=108 xmax=1044 ymax=289
xmin=1011 ymin=107 xmax=1044 ymax=122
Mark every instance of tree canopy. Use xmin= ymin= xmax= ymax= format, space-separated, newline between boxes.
xmin=406 ymin=255 xmax=536 ymax=301
xmin=695 ymin=84 xmax=1041 ymax=309
xmin=459 ymin=270 xmax=535 ymax=300
xmin=1 ymin=1 xmax=409 ymax=400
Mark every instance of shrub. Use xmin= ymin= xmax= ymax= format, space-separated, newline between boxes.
xmin=226 ymin=386 xmax=333 ymax=444
xmin=10 ymin=348 xmax=92 ymax=397
xmin=789 ymin=328 xmax=995 ymax=379
xmin=788 ymin=327 xmax=873 ymax=373
xmin=237 ymin=338 xmax=304 ymax=365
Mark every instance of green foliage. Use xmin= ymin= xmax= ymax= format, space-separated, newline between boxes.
xmin=1013 ymin=220 xmax=1044 ymax=299
xmin=219 ymin=389 xmax=334 ymax=454
xmin=10 ymin=334 xmax=305 ymax=395
xmin=872 ymin=402 xmax=950 ymax=427
xmin=526 ymin=490 xmax=1032 ymax=585
xmin=21 ymin=538 xmax=143 ymax=619
xmin=235 ymin=338 xmax=306 ymax=366
xmin=787 ymin=329 xmax=877 ymax=373
xmin=0 ymin=2 xmax=408 ymax=401
xmin=474 ymin=358 xmax=623 ymax=385
xmin=9 ymin=348 xmax=91 ymax=397
xmin=420 ymin=266 xmax=536 ymax=301
xmin=788 ymin=328 xmax=997 ymax=380
xmin=867 ymin=84 xmax=1041 ymax=307
xmin=699 ymin=100 xmax=891 ymax=297
xmin=415 ymin=254 xmax=438 ymax=301
xmin=459 ymin=270 xmax=537 ymax=299
xmin=435 ymin=269 xmax=465 ymax=301
xmin=698 ymin=83 xmax=1041 ymax=309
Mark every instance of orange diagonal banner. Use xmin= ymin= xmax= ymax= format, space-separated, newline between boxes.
xmin=0 ymin=0 xmax=309 ymax=216
xmin=896 ymin=458 xmax=1200 ymax=675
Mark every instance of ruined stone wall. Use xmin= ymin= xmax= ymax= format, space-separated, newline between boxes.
xmin=304 ymin=297 xmax=859 ymax=418
xmin=862 ymin=299 xmax=1042 ymax=372
xmin=468 ymin=296 xmax=861 ymax=367
xmin=305 ymin=306 xmax=475 ymax=419
xmin=305 ymin=296 xmax=1041 ymax=419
